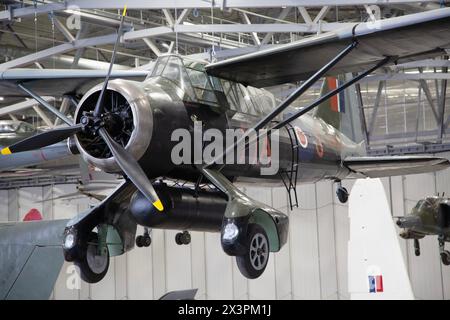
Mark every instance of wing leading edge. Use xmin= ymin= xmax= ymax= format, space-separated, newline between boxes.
xmin=0 ymin=69 xmax=149 ymax=98
xmin=343 ymin=155 xmax=450 ymax=178
xmin=206 ymin=8 xmax=450 ymax=87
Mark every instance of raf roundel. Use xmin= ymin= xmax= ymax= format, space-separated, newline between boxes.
xmin=294 ymin=127 xmax=308 ymax=149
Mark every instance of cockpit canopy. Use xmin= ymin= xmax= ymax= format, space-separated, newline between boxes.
xmin=413 ymin=196 xmax=439 ymax=213
xmin=145 ymin=55 xmax=276 ymax=117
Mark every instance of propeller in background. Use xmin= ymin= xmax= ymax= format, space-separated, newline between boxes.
xmin=1 ymin=6 xmax=164 ymax=212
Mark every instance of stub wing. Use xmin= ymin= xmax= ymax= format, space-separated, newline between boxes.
xmin=343 ymin=155 xmax=450 ymax=178
xmin=206 ymin=8 xmax=450 ymax=87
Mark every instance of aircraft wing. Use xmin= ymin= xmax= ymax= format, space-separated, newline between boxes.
xmin=343 ymin=155 xmax=450 ymax=178
xmin=0 ymin=219 xmax=68 ymax=300
xmin=0 ymin=69 xmax=149 ymax=97
xmin=206 ymin=8 xmax=450 ymax=87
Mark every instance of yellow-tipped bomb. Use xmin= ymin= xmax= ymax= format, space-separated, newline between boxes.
xmin=1 ymin=147 xmax=11 ymax=155
xmin=122 ymin=5 xmax=127 ymax=17
xmin=153 ymin=199 xmax=164 ymax=212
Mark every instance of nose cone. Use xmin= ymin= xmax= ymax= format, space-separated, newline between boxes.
xmin=396 ymin=216 xmax=421 ymax=229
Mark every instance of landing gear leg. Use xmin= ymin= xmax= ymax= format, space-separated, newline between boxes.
xmin=336 ymin=181 xmax=349 ymax=204
xmin=438 ymin=235 xmax=450 ymax=265
xmin=175 ymin=231 xmax=191 ymax=245
xmin=414 ymin=239 xmax=420 ymax=256
xmin=136 ymin=227 xmax=152 ymax=248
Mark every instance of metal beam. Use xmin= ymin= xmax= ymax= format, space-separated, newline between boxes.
xmin=123 ymin=22 xmax=356 ymax=42
xmin=143 ymin=38 xmax=162 ymax=57
xmin=50 ymin=14 xmax=76 ymax=43
xmin=162 ymin=9 xmax=175 ymax=27
xmin=32 ymin=105 xmax=54 ymax=128
xmin=240 ymin=12 xmax=261 ymax=46
xmin=0 ymin=97 xmax=55 ymax=117
xmin=419 ymin=77 xmax=440 ymax=125
xmin=298 ymin=7 xmax=313 ymax=24
xmin=362 ymin=72 xmax=450 ymax=82
xmin=0 ymin=0 xmax=431 ymax=21
xmin=261 ymin=7 xmax=291 ymax=45
xmin=313 ymin=6 xmax=330 ymax=24
xmin=368 ymin=81 xmax=385 ymax=135
xmin=17 ymin=84 xmax=72 ymax=125
xmin=0 ymin=33 xmax=116 ymax=70
xmin=394 ymin=59 xmax=450 ymax=70
xmin=175 ymin=9 xmax=192 ymax=25
xmin=438 ymin=62 xmax=448 ymax=142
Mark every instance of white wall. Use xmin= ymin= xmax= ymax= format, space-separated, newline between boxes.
xmin=3 ymin=156 xmax=450 ymax=300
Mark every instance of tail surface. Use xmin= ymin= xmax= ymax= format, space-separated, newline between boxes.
xmin=314 ymin=77 xmax=345 ymax=131
xmin=347 ymin=178 xmax=414 ymax=299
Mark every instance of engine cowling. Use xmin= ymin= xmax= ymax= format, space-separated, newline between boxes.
xmin=74 ymin=79 xmax=153 ymax=173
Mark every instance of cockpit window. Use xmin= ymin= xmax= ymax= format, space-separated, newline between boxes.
xmin=145 ymin=55 xmax=276 ymax=114
xmin=414 ymin=199 xmax=433 ymax=211
xmin=151 ymin=56 xmax=169 ymax=77
xmin=185 ymin=67 xmax=219 ymax=106
xmin=161 ymin=56 xmax=196 ymax=100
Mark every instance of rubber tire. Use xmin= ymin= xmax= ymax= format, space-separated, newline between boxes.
xmin=143 ymin=235 xmax=152 ymax=247
xmin=181 ymin=231 xmax=191 ymax=245
xmin=414 ymin=239 xmax=420 ymax=256
xmin=236 ymin=224 xmax=270 ymax=279
xmin=441 ymin=250 xmax=450 ymax=266
xmin=136 ymin=235 xmax=144 ymax=248
xmin=337 ymin=187 xmax=349 ymax=204
xmin=75 ymin=232 xmax=109 ymax=284
xmin=175 ymin=233 xmax=183 ymax=245
xmin=415 ymin=248 xmax=420 ymax=257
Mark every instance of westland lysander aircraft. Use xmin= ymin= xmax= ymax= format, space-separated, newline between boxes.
xmin=1 ymin=7 xmax=450 ymax=282
xmin=396 ymin=194 xmax=450 ymax=266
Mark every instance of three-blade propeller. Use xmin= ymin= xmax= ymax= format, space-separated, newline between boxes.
xmin=1 ymin=6 xmax=164 ymax=212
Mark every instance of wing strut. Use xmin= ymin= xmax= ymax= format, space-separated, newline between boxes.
xmin=204 ymin=40 xmax=359 ymax=169
xmin=272 ymin=56 xmax=392 ymax=130
xmin=17 ymin=82 xmax=73 ymax=125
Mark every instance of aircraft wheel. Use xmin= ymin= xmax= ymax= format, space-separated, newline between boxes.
xmin=414 ymin=239 xmax=420 ymax=256
xmin=75 ymin=232 xmax=109 ymax=284
xmin=175 ymin=231 xmax=191 ymax=245
xmin=136 ymin=235 xmax=152 ymax=247
xmin=236 ymin=224 xmax=269 ymax=279
xmin=336 ymin=187 xmax=349 ymax=204
xmin=441 ymin=250 xmax=450 ymax=266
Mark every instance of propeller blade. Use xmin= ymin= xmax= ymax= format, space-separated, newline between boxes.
xmin=98 ymin=128 xmax=164 ymax=212
xmin=93 ymin=6 xmax=127 ymax=117
xmin=1 ymin=124 xmax=83 ymax=155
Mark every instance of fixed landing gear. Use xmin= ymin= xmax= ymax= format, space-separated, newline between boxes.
xmin=336 ymin=181 xmax=349 ymax=204
xmin=175 ymin=231 xmax=191 ymax=245
xmin=74 ymin=231 xmax=110 ymax=284
xmin=414 ymin=239 xmax=421 ymax=256
xmin=136 ymin=228 xmax=152 ymax=248
xmin=438 ymin=235 xmax=450 ymax=265
xmin=236 ymin=224 xmax=270 ymax=279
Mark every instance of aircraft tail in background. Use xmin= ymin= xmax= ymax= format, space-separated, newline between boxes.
xmin=347 ymin=178 xmax=414 ymax=300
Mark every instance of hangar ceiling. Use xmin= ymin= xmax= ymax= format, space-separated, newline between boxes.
xmin=0 ymin=0 xmax=449 ymax=157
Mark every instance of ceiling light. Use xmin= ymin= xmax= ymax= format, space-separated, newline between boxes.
xmin=0 ymin=97 xmax=4 ymax=101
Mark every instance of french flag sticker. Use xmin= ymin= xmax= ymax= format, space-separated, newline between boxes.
xmin=368 ymin=275 xmax=384 ymax=293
